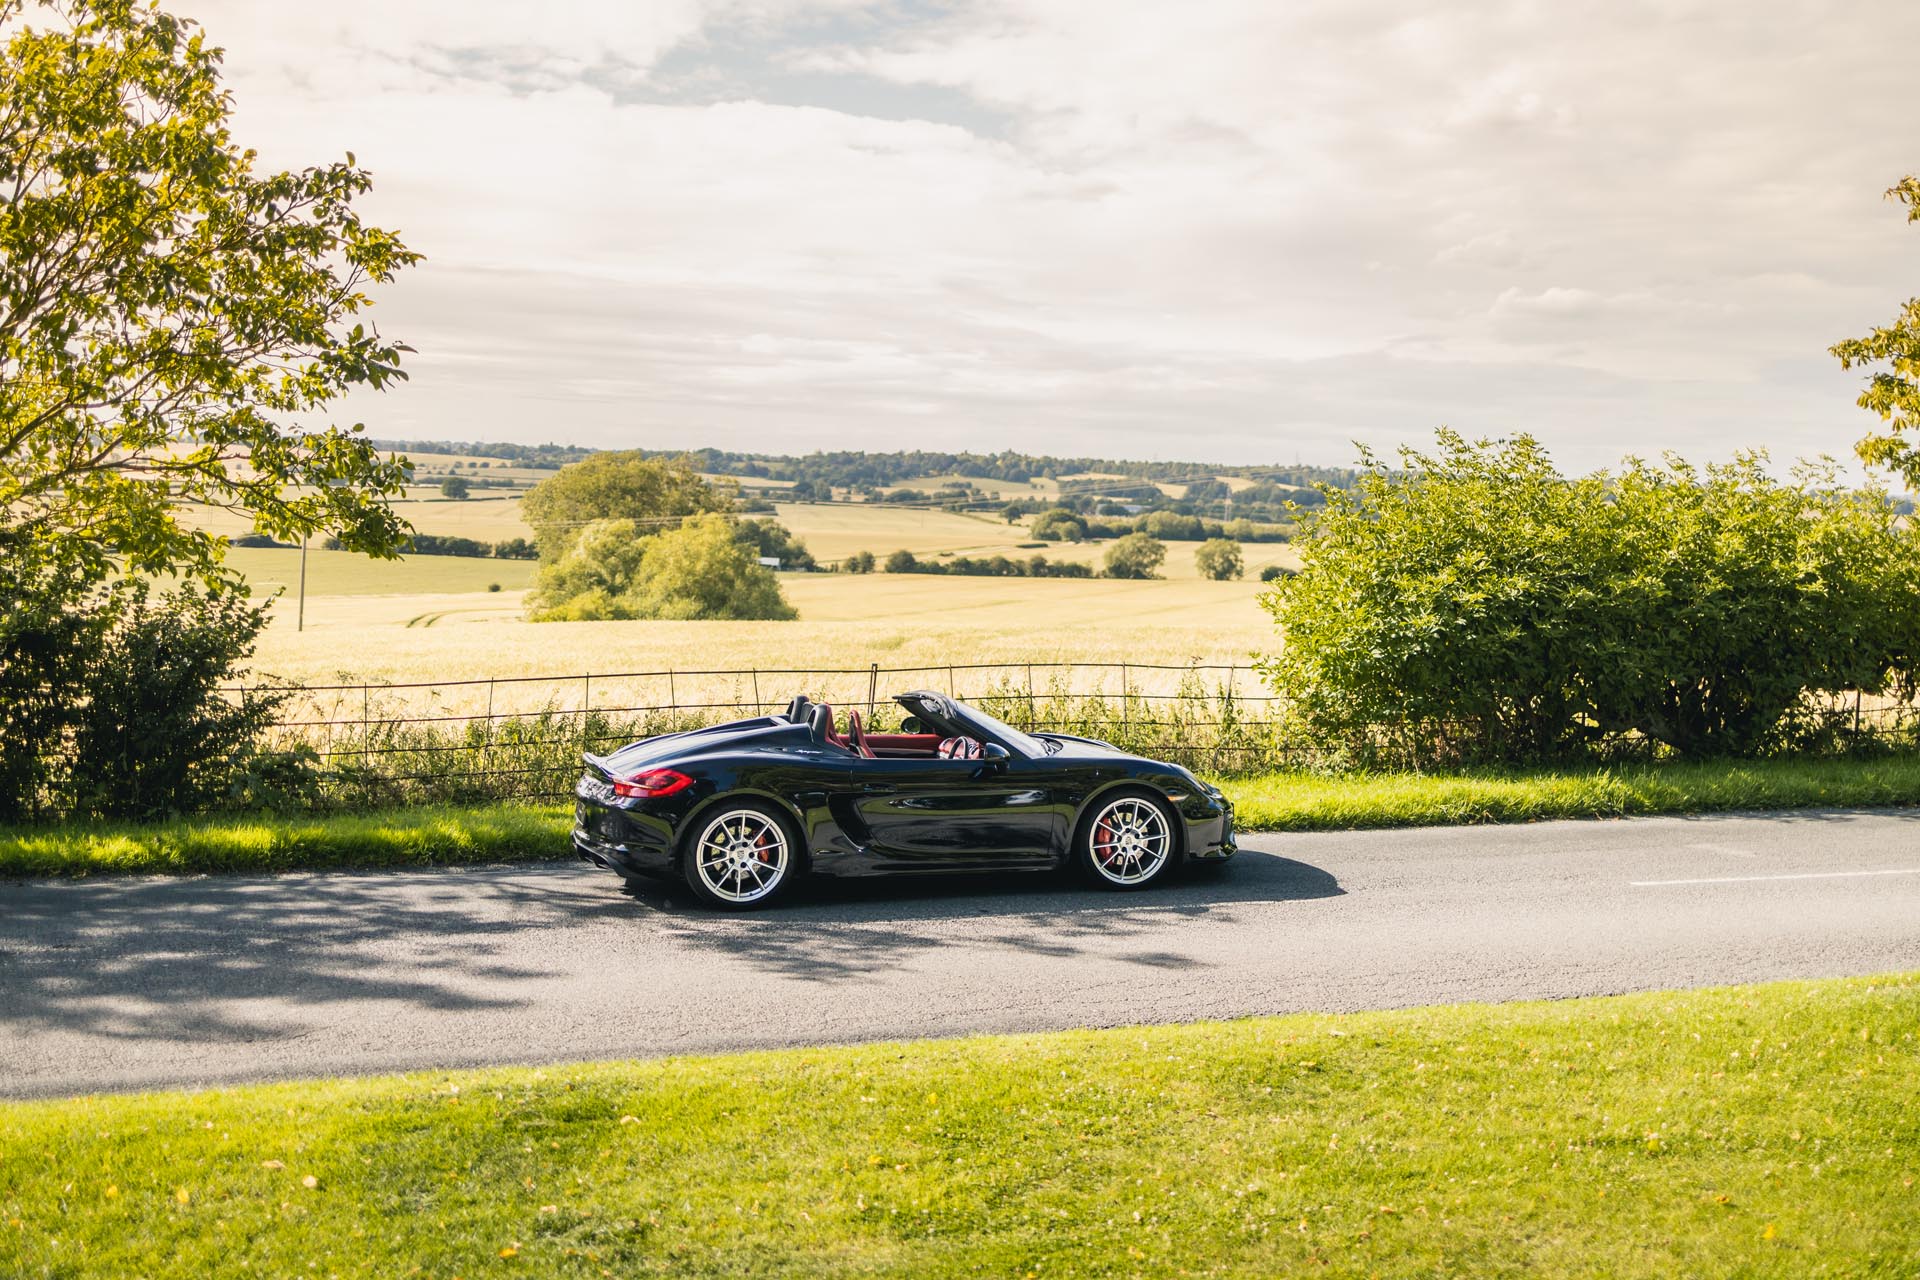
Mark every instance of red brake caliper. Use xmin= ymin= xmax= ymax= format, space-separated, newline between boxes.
xmin=1095 ymin=820 xmax=1118 ymax=864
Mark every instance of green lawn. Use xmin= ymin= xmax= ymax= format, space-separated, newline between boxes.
xmin=5 ymin=756 xmax=1920 ymax=878
xmin=1222 ymin=755 xmax=1920 ymax=830
xmin=3 ymin=974 xmax=1915 ymax=1277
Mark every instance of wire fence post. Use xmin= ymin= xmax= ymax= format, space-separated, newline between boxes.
xmin=668 ymin=669 xmax=677 ymax=715
xmin=751 ymin=668 xmax=761 ymax=715
xmin=1025 ymin=662 xmax=1035 ymax=729
xmin=483 ymin=678 xmax=495 ymax=778
xmin=866 ymin=663 xmax=879 ymax=724
xmin=582 ymin=672 xmax=592 ymax=747
xmin=360 ymin=683 xmax=370 ymax=772
xmin=1121 ymin=662 xmax=1131 ymax=740
xmin=947 ymin=665 xmax=955 ymax=697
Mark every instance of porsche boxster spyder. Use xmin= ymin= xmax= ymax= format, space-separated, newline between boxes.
xmin=572 ymin=689 xmax=1236 ymax=909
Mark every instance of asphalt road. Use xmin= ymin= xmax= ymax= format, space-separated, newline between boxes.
xmin=4 ymin=809 xmax=1919 ymax=1098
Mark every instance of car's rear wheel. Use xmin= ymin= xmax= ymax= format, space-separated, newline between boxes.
xmin=682 ymin=802 xmax=800 ymax=910
xmin=1076 ymin=791 xmax=1176 ymax=889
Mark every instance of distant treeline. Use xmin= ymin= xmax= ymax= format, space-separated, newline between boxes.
xmin=369 ymin=441 xmax=1354 ymax=525
xmin=1030 ymin=510 xmax=1291 ymax=543
xmin=369 ymin=439 xmax=595 ymax=469
xmin=307 ymin=533 xmax=539 ymax=560
xmin=851 ymin=551 xmax=1095 ymax=578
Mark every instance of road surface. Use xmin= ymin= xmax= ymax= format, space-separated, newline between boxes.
xmin=3 ymin=809 xmax=1918 ymax=1098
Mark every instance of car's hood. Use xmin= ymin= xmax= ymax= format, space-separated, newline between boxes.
xmin=1034 ymin=733 xmax=1128 ymax=758
xmin=591 ymin=716 xmax=801 ymax=774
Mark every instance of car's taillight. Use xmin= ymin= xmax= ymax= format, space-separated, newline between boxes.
xmin=610 ymin=768 xmax=693 ymax=799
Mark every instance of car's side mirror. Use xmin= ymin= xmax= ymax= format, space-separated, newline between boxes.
xmin=979 ymin=742 xmax=1011 ymax=767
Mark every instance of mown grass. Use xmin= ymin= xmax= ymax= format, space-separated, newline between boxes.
xmin=0 ymin=804 xmax=568 ymax=877
xmin=2 ymin=975 xmax=1915 ymax=1278
xmin=1221 ymin=755 xmax=1920 ymax=831
xmin=5 ymin=756 xmax=1920 ymax=878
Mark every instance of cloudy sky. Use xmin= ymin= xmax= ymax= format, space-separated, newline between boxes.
xmin=182 ymin=0 xmax=1916 ymax=473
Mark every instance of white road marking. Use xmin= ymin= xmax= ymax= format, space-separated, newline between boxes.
xmin=1632 ymin=868 xmax=1920 ymax=887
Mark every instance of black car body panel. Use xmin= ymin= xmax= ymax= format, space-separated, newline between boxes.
xmin=572 ymin=690 xmax=1236 ymax=886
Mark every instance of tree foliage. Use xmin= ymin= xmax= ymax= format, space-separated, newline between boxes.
xmin=520 ymin=451 xmax=732 ymax=558
xmin=1259 ymin=431 xmax=1920 ymax=761
xmin=1103 ymin=532 xmax=1166 ymax=580
xmin=0 ymin=562 xmax=302 ymax=820
xmin=1832 ymin=176 xmax=1920 ymax=492
xmin=0 ymin=0 xmax=419 ymax=584
xmin=1194 ymin=537 xmax=1244 ymax=580
xmin=529 ymin=515 xmax=794 ymax=622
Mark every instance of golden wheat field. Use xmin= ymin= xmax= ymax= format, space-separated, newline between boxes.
xmin=211 ymin=475 xmax=1294 ymax=713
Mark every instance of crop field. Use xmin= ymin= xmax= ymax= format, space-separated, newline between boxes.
xmin=252 ymin=589 xmax=1273 ymax=696
xmin=223 ymin=548 xmax=534 ymax=598
xmin=193 ymin=481 xmax=1299 ymax=702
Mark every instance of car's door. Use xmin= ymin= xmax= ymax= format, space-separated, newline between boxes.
xmin=840 ymin=752 xmax=1058 ymax=869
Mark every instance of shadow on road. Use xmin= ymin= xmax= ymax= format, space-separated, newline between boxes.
xmin=613 ymin=853 xmax=1343 ymax=983
xmin=0 ymin=852 xmax=1341 ymax=1039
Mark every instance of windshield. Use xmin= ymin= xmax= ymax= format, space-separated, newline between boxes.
xmin=952 ymin=702 xmax=1050 ymax=758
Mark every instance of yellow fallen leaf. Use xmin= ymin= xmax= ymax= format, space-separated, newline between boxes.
xmin=618 ymin=1115 xmax=639 ymax=1125
xmin=261 ymin=1160 xmax=284 ymax=1171
xmin=103 ymin=1186 xmax=118 ymax=1199
xmin=499 ymin=1246 xmax=519 ymax=1258
xmin=175 ymin=1187 xmax=191 ymax=1205
xmin=1762 ymin=1223 xmax=1778 ymax=1240
xmin=301 ymin=1175 xmax=319 ymax=1190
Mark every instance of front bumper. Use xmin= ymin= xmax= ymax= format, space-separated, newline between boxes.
xmin=1175 ymin=788 xmax=1237 ymax=862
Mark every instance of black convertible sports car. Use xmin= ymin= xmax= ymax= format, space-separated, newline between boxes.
xmin=573 ymin=689 xmax=1236 ymax=909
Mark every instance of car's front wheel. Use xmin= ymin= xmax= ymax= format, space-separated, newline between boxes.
xmin=682 ymin=803 xmax=801 ymax=910
xmin=1076 ymin=791 xmax=1176 ymax=889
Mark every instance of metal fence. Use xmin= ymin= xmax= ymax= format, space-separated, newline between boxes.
xmin=244 ymin=663 xmax=1920 ymax=809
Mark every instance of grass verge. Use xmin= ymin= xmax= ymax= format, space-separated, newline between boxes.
xmin=0 ymin=804 xmax=569 ymax=877
xmin=3 ymin=974 xmax=1916 ymax=1277
xmin=4 ymin=756 xmax=1918 ymax=877
xmin=1220 ymin=755 xmax=1920 ymax=831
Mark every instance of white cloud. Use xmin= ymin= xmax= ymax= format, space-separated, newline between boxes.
xmin=156 ymin=0 xmax=1920 ymax=471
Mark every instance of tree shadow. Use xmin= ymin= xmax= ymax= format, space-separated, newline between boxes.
xmin=0 ymin=853 xmax=1341 ymax=1057
xmin=610 ymin=853 xmax=1343 ymax=983
xmin=0 ymin=867 xmax=634 ymax=1046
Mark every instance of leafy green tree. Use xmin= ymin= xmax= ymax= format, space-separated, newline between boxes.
xmin=1833 ymin=176 xmax=1920 ymax=491
xmin=1103 ymin=532 xmax=1166 ymax=579
xmin=734 ymin=517 xmax=815 ymax=571
xmin=844 ymin=550 xmax=876 ymax=574
xmin=0 ymin=0 xmax=419 ymax=585
xmin=1002 ymin=503 xmax=1023 ymax=523
xmin=1194 ymin=538 xmax=1244 ymax=580
xmin=1030 ymin=508 xmax=1087 ymax=542
xmin=525 ymin=519 xmax=651 ymax=620
xmin=439 ymin=476 xmax=471 ymax=500
xmin=529 ymin=515 xmax=794 ymax=621
xmin=624 ymin=514 xmax=795 ymax=621
xmin=884 ymin=549 xmax=919 ymax=573
xmin=1260 ymin=431 xmax=1920 ymax=762
xmin=520 ymin=452 xmax=732 ymax=559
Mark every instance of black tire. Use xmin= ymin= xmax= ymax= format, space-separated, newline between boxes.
xmin=1074 ymin=789 xmax=1178 ymax=890
xmin=680 ymin=800 xmax=803 ymax=911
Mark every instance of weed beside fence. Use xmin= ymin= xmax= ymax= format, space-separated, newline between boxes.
xmin=248 ymin=662 xmax=1920 ymax=812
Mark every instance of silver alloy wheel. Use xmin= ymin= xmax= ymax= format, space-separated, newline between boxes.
xmin=693 ymin=809 xmax=790 ymax=904
xmin=1087 ymin=796 xmax=1172 ymax=885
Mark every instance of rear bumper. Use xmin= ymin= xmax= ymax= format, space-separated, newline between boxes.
xmin=572 ymin=794 xmax=677 ymax=878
